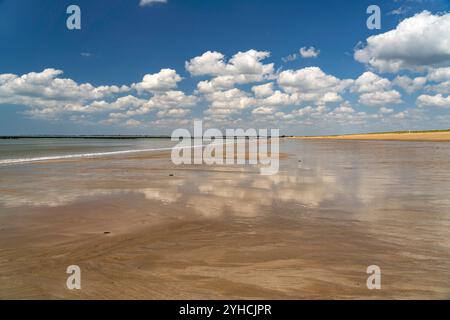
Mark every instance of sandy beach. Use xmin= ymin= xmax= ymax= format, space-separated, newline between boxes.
xmin=1 ymin=139 xmax=450 ymax=299
xmin=292 ymin=131 xmax=450 ymax=142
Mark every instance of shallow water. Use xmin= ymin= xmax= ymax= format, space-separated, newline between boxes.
xmin=0 ymin=138 xmax=176 ymax=162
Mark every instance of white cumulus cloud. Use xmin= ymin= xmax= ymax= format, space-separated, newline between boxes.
xmin=132 ymin=69 xmax=182 ymax=94
xmin=354 ymin=11 xmax=450 ymax=72
xmin=393 ymin=75 xmax=427 ymax=94
xmin=278 ymin=67 xmax=352 ymax=94
xmin=299 ymin=47 xmax=320 ymax=58
xmin=0 ymin=68 xmax=128 ymax=110
xmin=359 ymin=90 xmax=402 ymax=107
xmin=352 ymin=72 xmax=391 ymax=93
xmin=417 ymin=94 xmax=450 ymax=108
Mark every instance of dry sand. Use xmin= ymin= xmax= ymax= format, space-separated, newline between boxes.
xmin=292 ymin=131 xmax=450 ymax=142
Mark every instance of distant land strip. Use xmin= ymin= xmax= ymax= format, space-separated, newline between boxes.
xmin=0 ymin=135 xmax=287 ymax=139
xmin=0 ymin=135 xmax=171 ymax=139
xmin=290 ymin=129 xmax=450 ymax=142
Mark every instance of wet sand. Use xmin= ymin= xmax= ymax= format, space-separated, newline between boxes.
xmin=1 ymin=139 xmax=450 ymax=299
xmin=292 ymin=131 xmax=450 ymax=141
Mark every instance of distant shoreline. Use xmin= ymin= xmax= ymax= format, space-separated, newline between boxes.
xmin=290 ymin=129 xmax=450 ymax=142
xmin=2 ymin=129 xmax=450 ymax=141
xmin=0 ymin=135 xmax=171 ymax=139
xmin=0 ymin=135 xmax=284 ymax=140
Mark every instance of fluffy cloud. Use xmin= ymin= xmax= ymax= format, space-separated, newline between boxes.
xmin=417 ymin=94 xmax=450 ymax=108
xmin=187 ymin=50 xmax=273 ymax=77
xmin=355 ymin=11 xmax=450 ymax=72
xmin=352 ymin=72 xmax=391 ymax=93
xmin=258 ymin=90 xmax=297 ymax=107
xmin=393 ymin=75 xmax=426 ymax=94
xmin=427 ymin=67 xmax=450 ymax=82
xmin=425 ymin=67 xmax=450 ymax=94
xmin=187 ymin=50 xmax=275 ymax=91
xmin=132 ymin=69 xmax=182 ymax=94
xmin=277 ymin=67 xmax=352 ymax=94
xmin=299 ymin=47 xmax=320 ymax=58
xmin=281 ymin=47 xmax=320 ymax=63
xmin=334 ymin=103 xmax=355 ymax=114
xmin=252 ymin=106 xmax=275 ymax=115
xmin=79 ymin=95 xmax=147 ymax=114
xmin=281 ymin=54 xmax=298 ymax=63
xmin=318 ymin=92 xmax=342 ymax=104
xmin=203 ymin=88 xmax=255 ymax=117
xmin=0 ymin=68 xmax=128 ymax=110
xmin=251 ymin=83 xmax=274 ymax=98
xmin=157 ymin=108 xmax=190 ymax=118
xmin=4 ymin=40 xmax=449 ymax=131
xmin=380 ymin=107 xmax=394 ymax=114
xmin=186 ymin=51 xmax=227 ymax=76
xmin=292 ymin=106 xmax=315 ymax=117
xmin=393 ymin=111 xmax=407 ymax=119
xmin=0 ymin=67 xmax=199 ymax=124
xmin=427 ymin=81 xmax=450 ymax=94
xmin=125 ymin=90 xmax=197 ymax=117
xmin=359 ymin=90 xmax=402 ymax=107
xmin=125 ymin=119 xmax=142 ymax=127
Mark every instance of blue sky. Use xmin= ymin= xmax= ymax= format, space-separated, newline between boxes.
xmin=1 ymin=0 xmax=450 ymax=135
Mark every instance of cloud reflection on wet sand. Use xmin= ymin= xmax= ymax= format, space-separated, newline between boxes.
xmin=0 ymin=140 xmax=450 ymax=299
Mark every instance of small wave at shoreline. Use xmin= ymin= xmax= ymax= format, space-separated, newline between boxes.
xmin=0 ymin=145 xmax=202 ymax=165
xmin=0 ymin=142 xmax=239 ymax=166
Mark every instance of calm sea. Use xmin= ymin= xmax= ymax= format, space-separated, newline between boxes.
xmin=0 ymin=138 xmax=177 ymax=164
